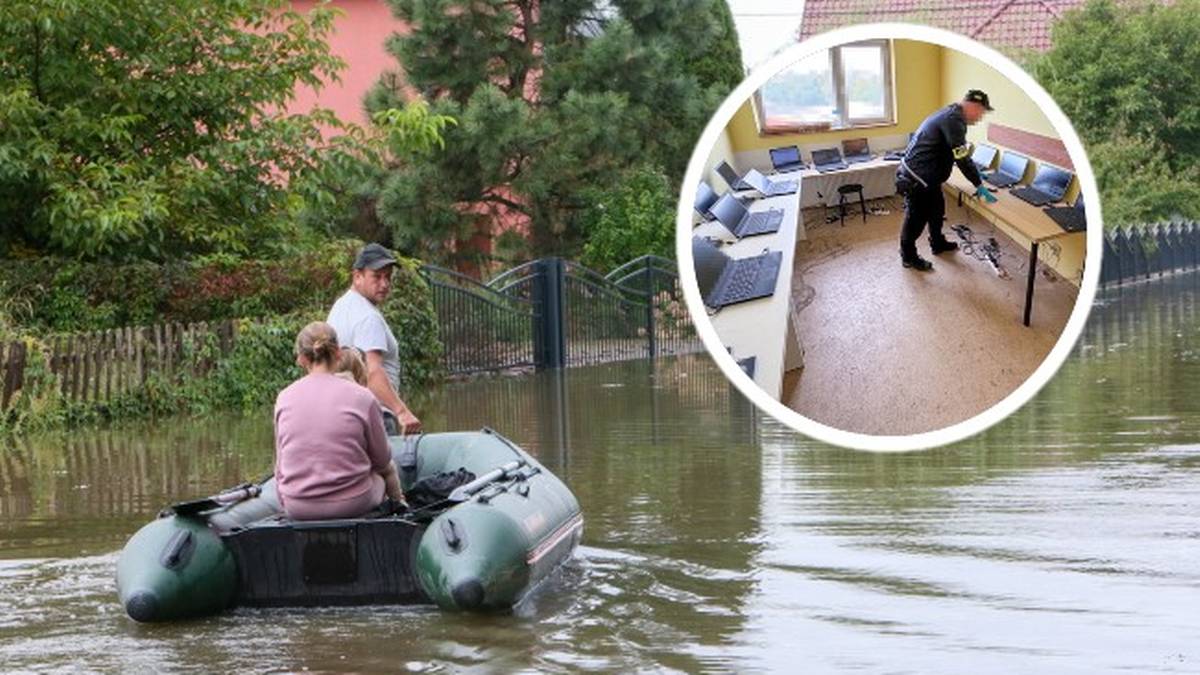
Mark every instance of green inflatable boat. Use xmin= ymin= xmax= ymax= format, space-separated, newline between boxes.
xmin=116 ymin=429 xmax=583 ymax=622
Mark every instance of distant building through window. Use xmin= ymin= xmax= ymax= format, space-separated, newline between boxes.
xmin=754 ymin=40 xmax=894 ymax=133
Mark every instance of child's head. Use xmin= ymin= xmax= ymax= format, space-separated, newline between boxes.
xmin=333 ymin=347 xmax=367 ymax=386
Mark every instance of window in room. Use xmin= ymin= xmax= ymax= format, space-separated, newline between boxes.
xmin=755 ymin=40 xmax=894 ymax=133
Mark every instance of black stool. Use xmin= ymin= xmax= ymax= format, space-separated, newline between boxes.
xmin=837 ymin=183 xmax=867 ymax=227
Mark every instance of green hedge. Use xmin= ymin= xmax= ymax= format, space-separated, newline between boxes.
xmin=0 ymin=240 xmax=357 ymax=331
xmin=0 ymin=241 xmax=444 ymax=435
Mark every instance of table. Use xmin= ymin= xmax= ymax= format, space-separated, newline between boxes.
xmin=693 ymin=174 xmax=805 ymax=399
xmin=691 ymin=157 xmax=905 ymax=400
xmin=943 ymin=172 xmax=1083 ymax=326
xmin=791 ymin=156 xmax=899 ymax=210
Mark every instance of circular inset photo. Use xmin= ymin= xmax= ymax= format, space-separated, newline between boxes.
xmin=678 ymin=24 xmax=1102 ymax=451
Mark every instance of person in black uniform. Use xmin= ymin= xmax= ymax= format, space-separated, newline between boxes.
xmin=895 ymin=89 xmax=998 ymax=271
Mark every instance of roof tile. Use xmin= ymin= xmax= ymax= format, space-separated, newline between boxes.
xmin=798 ymin=0 xmax=1086 ymax=52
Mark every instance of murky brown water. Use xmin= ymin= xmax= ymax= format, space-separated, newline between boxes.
xmin=2 ymin=275 xmax=1200 ymax=672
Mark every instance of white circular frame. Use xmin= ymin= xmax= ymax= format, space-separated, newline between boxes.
xmin=676 ymin=23 xmax=1103 ymax=452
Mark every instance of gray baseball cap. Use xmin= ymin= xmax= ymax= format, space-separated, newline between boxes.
xmin=353 ymin=243 xmax=397 ymax=270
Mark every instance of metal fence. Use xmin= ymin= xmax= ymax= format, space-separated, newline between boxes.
xmin=1102 ymin=221 xmax=1200 ymax=286
xmin=418 ymin=265 xmax=539 ymax=374
xmin=420 ymin=255 xmax=701 ymax=374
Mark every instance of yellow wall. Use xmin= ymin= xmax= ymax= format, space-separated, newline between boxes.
xmin=939 ymin=47 xmax=1056 ymax=145
xmin=726 ymin=39 xmax=943 ymax=153
xmin=703 ymin=127 xmax=735 ymax=188
xmin=940 ymin=46 xmax=1083 ymax=285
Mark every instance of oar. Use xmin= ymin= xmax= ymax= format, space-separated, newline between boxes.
xmin=163 ymin=475 xmax=272 ymax=518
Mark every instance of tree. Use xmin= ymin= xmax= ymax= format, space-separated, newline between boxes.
xmin=1031 ymin=0 xmax=1200 ymax=225
xmin=365 ymin=0 xmax=744 ymax=266
xmin=0 ymin=0 xmax=450 ymax=260
xmin=580 ymin=165 xmax=675 ymax=272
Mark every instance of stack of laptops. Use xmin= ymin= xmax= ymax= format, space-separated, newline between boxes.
xmin=971 ymin=144 xmax=998 ymax=173
xmin=710 ymin=193 xmax=784 ymax=238
xmin=984 ymin=151 xmax=1029 ymax=188
xmin=1011 ymin=163 xmax=1073 ymax=206
xmin=694 ymin=181 xmax=720 ymax=220
xmin=812 ymin=148 xmax=849 ymax=173
xmin=1044 ymin=194 xmax=1087 ymax=232
xmin=842 ymin=138 xmax=872 ymax=164
xmin=693 ymin=237 xmax=783 ymax=310
xmin=715 ymin=161 xmax=754 ymax=191
xmin=769 ymin=146 xmax=806 ymax=172
xmin=740 ymin=168 xmax=798 ymax=196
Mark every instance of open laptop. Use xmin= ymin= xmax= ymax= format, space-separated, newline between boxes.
xmin=693 ymin=237 xmax=783 ymax=310
xmin=740 ymin=168 xmax=798 ymax=196
xmin=710 ymin=192 xmax=784 ymax=238
xmin=769 ymin=146 xmax=806 ymax=172
xmin=812 ymin=148 xmax=849 ymax=173
xmin=715 ymin=161 xmax=753 ymax=191
xmin=972 ymin=143 xmax=998 ymax=173
xmin=1044 ymin=193 xmax=1087 ymax=232
xmin=842 ymin=138 xmax=872 ymax=164
xmin=984 ymin=151 xmax=1029 ymax=188
xmin=694 ymin=181 xmax=720 ymax=220
xmin=1012 ymin=163 xmax=1073 ymax=206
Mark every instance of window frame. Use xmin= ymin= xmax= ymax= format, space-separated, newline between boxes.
xmin=753 ymin=39 xmax=896 ymax=135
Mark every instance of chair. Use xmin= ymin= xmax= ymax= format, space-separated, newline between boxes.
xmin=837 ymin=183 xmax=867 ymax=226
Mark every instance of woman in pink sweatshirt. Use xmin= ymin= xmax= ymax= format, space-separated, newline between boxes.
xmin=274 ymin=322 xmax=405 ymax=520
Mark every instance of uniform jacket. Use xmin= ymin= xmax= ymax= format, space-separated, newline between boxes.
xmin=899 ymin=103 xmax=983 ymax=189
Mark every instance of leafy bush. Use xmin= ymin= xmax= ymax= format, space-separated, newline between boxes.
xmin=1032 ymin=0 xmax=1200 ymax=225
xmin=580 ymin=165 xmax=676 ymax=272
xmin=0 ymin=239 xmax=444 ymax=435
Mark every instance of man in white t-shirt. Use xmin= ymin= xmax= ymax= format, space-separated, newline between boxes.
xmin=327 ymin=243 xmax=422 ymax=434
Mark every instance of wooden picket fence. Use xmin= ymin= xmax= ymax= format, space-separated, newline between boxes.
xmin=0 ymin=320 xmax=237 ymax=410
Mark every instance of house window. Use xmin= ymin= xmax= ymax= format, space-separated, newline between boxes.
xmin=755 ymin=40 xmax=894 ymax=133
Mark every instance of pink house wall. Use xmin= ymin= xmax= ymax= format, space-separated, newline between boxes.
xmin=286 ymin=0 xmax=407 ymax=127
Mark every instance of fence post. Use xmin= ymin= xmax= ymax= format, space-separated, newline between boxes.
xmin=644 ymin=256 xmax=657 ymax=359
xmin=2 ymin=340 xmax=26 ymax=409
xmin=533 ymin=257 xmax=566 ymax=369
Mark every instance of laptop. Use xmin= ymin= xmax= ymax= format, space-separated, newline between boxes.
xmin=1012 ymin=163 xmax=1073 ymax=206
xmin=694 ymin=181 xmax=720 ymax=220
xmin=725 ymin=347 xmax=757 ymax=379
xmin=710 ymin=192 xmax=784 ymax=238
xmin=842 ymin=138 xmax=872 ymax=164
xmin=715 ymin=161 xmax=753 ymax=191
xmin=812 ymin=148 xmax=848 ymax=173
xmin=693 ymin=237 xmax=783 ymax=310
xmin=740 ymin=168 xmax=798 ymax=196
xmin=1044 ymin=193 xmax=1087 ymax=232
xmin=984 ymin=151 xmax=1029 ymax=188
xmin=972 ymin=143 xmax=998 ymax=173
xmin=769 ymin=146 xmax=806 ymax=173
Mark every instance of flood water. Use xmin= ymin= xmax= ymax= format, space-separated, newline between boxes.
xmin=2 ymin=275 xmax=1200 ymax=672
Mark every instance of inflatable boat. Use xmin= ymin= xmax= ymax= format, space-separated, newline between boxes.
xmin=116 ymin=429 xmax=583 ymax=622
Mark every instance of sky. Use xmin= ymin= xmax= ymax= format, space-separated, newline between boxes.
xmin=726 ymin=0 xmax=807 ymax=72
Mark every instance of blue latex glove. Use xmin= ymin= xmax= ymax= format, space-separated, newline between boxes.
xmin=974 ymin=185 xmax=998 ymax=203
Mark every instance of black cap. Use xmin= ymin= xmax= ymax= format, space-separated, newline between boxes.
xmin=964 ymin=89 xmax=994 ymax=111
xmin=353 ymin=243 xmax=397 ymax=270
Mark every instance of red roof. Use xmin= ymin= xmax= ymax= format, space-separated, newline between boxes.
xmin=798 ymin=0 xmax=1085 ymax=53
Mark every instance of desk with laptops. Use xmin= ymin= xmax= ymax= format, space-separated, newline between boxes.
xmin=694 ymin=162 xmax=804 ymax=399
xmin=947 ymin=142 xmax=1089 ymax=326
xmin=692 ymin=136 xmax=908 ymax=399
